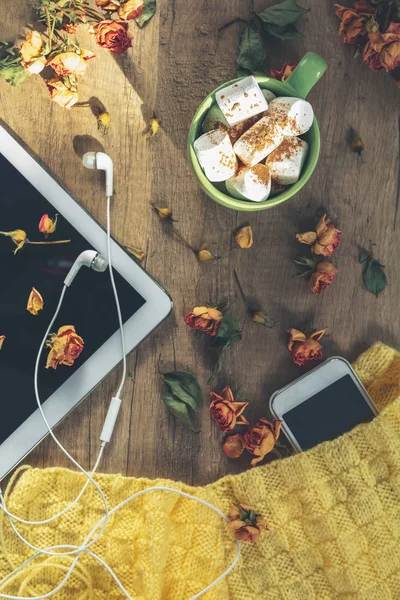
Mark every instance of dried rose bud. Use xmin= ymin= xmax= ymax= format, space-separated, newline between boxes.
xmin=309 ymin=261 xmax=338 ymax=294
xmin=0 ymin=336 xmax=5 ymax=350
xmin=0 ymin=229 xmax=27 ymax=254
xmin=222 ymin=433 xmax=245 ymax=459
xmin=243 ymin=418 xmax=282 ymax=466
xmin=146 ymin=117 xmax=161 ymax=139
xmin=38 ymin=214 xmax=58 ymax=236
xmin=97 ymin=111 xmax=111 ymax=134
xmin=349 ymin=127 xmax=364 ymax=157
xmin=209 ymin=386 xmax=249 ymax=432
xmin=334 ymin=2 xmax=375 ymax=45
xmin=235 ymin=225 xmax=253 ymax=249
xmin=197 ymin=243 xmax=219 ymax=262
xmin=251 ymin=310 xmax=276 ymax=328
xmin=297 ymin=214 xmax=342 ymax=257
xmin=153 ymin=206 xmax=173 ymax=221
xmin=49 ymin=50 xmax=95 ymax=78
xmin=227 ymin=503 xmax=269 ymax=542
xmin=45 ymin=326 xmax=84 ymax=369
xmin=89 ymin=20 xmax=132 ymax=55
xmin=287 ymin=328 xmax=327 ymax=367
xmin=185 ymin=306 xmax=223 ymax=336
xmin=27 ymin=287 xmax=44 ymax=316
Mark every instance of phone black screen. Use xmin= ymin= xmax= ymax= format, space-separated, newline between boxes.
xmin=0 ymin=151 xmax=146 ymax=444
xmin=282 ymin=375 xmax=376 ymax=450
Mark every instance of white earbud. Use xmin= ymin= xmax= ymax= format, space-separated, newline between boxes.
xmin=83 ymin=152 xmax=114 ymax=198
xmin=64 ymin=249 xmax=108 ymax=287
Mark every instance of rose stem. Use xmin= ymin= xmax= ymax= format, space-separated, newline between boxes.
xmin=26 ymin=240 xmax=71 ymax=245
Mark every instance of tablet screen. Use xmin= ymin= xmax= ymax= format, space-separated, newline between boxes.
xmin=0 ymin=152 xmax=145 ymax=444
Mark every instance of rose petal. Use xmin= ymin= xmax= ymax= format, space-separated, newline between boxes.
xmin=222 ymin=434 xmax=245 ymax=459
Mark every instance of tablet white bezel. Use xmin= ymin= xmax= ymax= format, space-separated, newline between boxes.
xmin=0 ymin=123 xmax=172 ymax=480
xmin=269 ymin=357 xmax=377 ymax=452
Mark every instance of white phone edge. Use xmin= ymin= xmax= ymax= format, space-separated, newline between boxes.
xmin=269 ymin=356 xmax=378 ymax=452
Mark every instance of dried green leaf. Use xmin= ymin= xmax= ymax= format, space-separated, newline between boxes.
xmin=162 ymin=370 xmax=202 ymax=410
xmin=0 ymin=42 xmax=30 ymax=87
xmin=262 ymin=22 xmax=302 ymax=39
xmin=237 ymin=26 xmax=266 ymax=73
xmin=257 ymin=0 xmax=308 ymax=27
xmin=214 ymin=315 xmax=242 ymax=347
xmin=362 ymin=256 xmax=387 ymax=296
xmin=162 ymin=392 xmax=200 ymax=432
xmin=135 ymin=0 xmax=156 ymax=27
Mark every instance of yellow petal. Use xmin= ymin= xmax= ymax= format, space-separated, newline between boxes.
xmin=125 ymin=245 xmax=146 ymax=261
xmin=153 ymin=206 xmax=173 ymax=221
xmin=197 ymin=243 xmax=219 ymax=262
xmin=235 ymin=225 xmax=253 ymax=249
xmin=146 ymin=117 xmax=161 ymax=139
xmin=27 ymin=287 xmax=44 ymax=316
xmin=0 ymin=336 xmax=5 ymax=350
xmin=97 ymin=111 xmax=111 ymax=134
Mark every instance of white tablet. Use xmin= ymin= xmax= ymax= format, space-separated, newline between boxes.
xmin=0 ymin=122 xmax=172 ymax=479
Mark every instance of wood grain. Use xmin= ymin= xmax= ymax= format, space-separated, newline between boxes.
xmin=0 ymin=0 xmax=399 ymax=485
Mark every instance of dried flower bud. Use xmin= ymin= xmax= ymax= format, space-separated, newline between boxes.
xmin=349 ymin=127 xmax=364 ymax=157
xmin=197 ymin=243 xmax=219 ymax=262
xmin=153 ymin=206 xmax=173 ymax=221
xmin=235 ymin=225 xmax=253 ymax=249
xmin=97 ymin=111 xmax=111 ymax=134
xmin=146 ymin=117 xmax=161 ymax=139
xmin=38 ymin=214 xmax=57 ymax=236
xmin=27 ymin=287 xmax=44 ymax=316
xmin=227 ymin=503 xmax=269 ymax=542
xmin=0 ymin=229 xmax=27 ymax=254
xmin=125 ymin=245 xmax=146 ymax=261
xmin=251 ymin=310 xmax=276 ymax=328
xmin=0 ymin=335 xmax=5 ymax=350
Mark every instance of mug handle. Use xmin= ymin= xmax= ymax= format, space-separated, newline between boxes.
xmin=282 ymin=52 xmax=327 ymax=99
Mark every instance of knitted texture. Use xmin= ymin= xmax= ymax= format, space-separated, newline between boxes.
xmin=1 ymin=342 xmax=400 ymax=599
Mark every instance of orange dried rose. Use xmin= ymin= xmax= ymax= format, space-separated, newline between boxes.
xmin=210 ymin=386 xmax=248 ymax=432
xmin=243 ymin=418 xmax=282 ymax=466
xmin=20 ymin=31 xmax=47 ymax=74
xmin=89 ymin=20 xmax=132 ymax=54
xmin=288 ymin=328 xmax=327 ymax=367
xmin=27 ymin=288 xmax=44 ymax=316
xmin=0 ymin=229 xmax=27 ymax=254
xmin=96 ymin=0 xmax=119 ymax=10
xmin=38 ymin=214 xmax=57 ymax=236
xmin=227 ymin=504 xmax=269 ymax=542
xmin=309 ymin=261 xmax=338 ymax=295
xmin=0 ymin=336 xmax=5 ymax=350
xmin=270 ymin=62 xmax=297 ymax=82
xmin=45 ymin=78 xmax=79 ymax=109
xmin=334 ymin=1 xmax=375 ymax=44
xmin=223 ymin=433 xmax=245 ymax=458
xmin=366 ymin=22 xmax=400 ymax=72
xmin=49 ymin=50 xmax=95 ymax=77
xmin=118 ymin=0 xmax=144 ymax=20
xmin=185 ymin=306 xmax=223 ymax=336
xmin=45 ymin=326 xmax=84 ymax=369
xmin=296 ymin=214 xmax=342 ymax=257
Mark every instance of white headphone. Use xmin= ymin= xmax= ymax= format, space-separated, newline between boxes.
xmin=0 ymin=153 xmax=241 ymax=600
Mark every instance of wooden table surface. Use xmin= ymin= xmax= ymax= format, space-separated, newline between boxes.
xmin=0 ymin=0 xmax=399 ymax=486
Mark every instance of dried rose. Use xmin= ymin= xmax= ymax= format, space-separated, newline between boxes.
xmin=270 ymin=62 xmax=297 ymax=82
xmin=197 ymin=243 xmax=219 ymax=262
xmin=334 ymin=1 xmax=375 ymax=45
xmin=235 ymin=225 xmax=253 ymax=249
xmin=287 ymin=328 xmax=327 ymax=367
xmin=38 ymin=214 xmax=57 ymax=236
xmin=62 ymin=14 xmax=86 ymax=34
xmin=185 ymin=306 xmax=223 ymax=336
xmin=96 ymin=0 xmax=119 ymax=10
xmin=366 ymin=22 xmax=400 ymax=72
xmin=45 ymin=325 xmax=84 ymax=369
xmin=362 ymin=41 xmax=383 ymax=71
xmin=0 ymin=336 xmax=5 ymax=350
xmin=227 ymin=503 xmax=269 ymax=542
xmin=243 ymin=418 xmax=281 ymax=466
xmin=146 ymin=117 xmax=161 ymax=139
xmin=296 ymin=214 xmax=342 ymax=257
xmin=27 ymin=287 xmax=44 ymax=316
xmin=49 ymin=50 xmax=95 ymax=77
xmin=0 ymin=229 xmax=27 ymax=254
xmin=209 ymin=386 xmax=248 ymax=433
xmin=89 ymin=20 xmax=132 ymax=54
xmin=45 ymin=78 xmax=79 ymax=109
xmin=309 ymin=261 xmax=338 ymax=295
xmin=223 ymin=433 xmax=245 ymax=458
xmin=118 ymin=0 xmax=144 ymax=20
xmin=97 ymin=111 xmax=111 ymax=134
xmin=20 ymin=31 xmax=46 ymax=74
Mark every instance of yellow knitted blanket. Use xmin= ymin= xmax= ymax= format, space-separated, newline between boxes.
xmin=1 ymin=342 xmax=400 ymax=600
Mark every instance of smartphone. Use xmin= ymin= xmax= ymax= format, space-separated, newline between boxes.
xmin=269 ymin=357 xmax=378 ymax=452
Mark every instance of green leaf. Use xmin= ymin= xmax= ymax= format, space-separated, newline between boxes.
xmin=135 ymin=0 xmax=157 ymax=27
xmin=208 ymin=342 xmax=229 ymax=383
xmin=0 ymin=64 xmax=29 ymax=86
xmin=162 ymin=392 xmax=200 ymax=432
xmin=262 ymin=22 xmax=302 ymax=40
xmin=162 ymin=370 xmax=202 ymax=410
xmin=363 ymin=258 xmax=388 ymax=296
xmin=215 ymin=315 xmax=242 ymax=347
xmin=258 ymin=0 xmax=308 ymax=27
xmin=237 ymin=26 xmax=266 ymax=73
xmin=359 ymin=250 xmax=372 ymax=264
xmin=0 ymin=42 xmax=30 ymax=87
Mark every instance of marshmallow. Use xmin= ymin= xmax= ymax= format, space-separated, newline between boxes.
xmin=193 ymin=129 xmax=237 ymax=182
xmin=202 ymin=104 xmax=229 ymax=133
xmin=233 ymin=115 xmax=284 ymax=166
xmin=262 ymin=89 xmax=276 ymax=103
xmin=266 ymin=137 xmax=309 ymax=185
xmin=215 ymin=76 xmax=268 ymax=126
xmin=226 ymin=164 xmax=271 ymax=202
xmin=268 ymin=97 xmax=313 ymax=136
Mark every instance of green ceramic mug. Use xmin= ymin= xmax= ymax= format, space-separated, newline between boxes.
xmin=188 ymin=52 xmax=327 ymax=212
